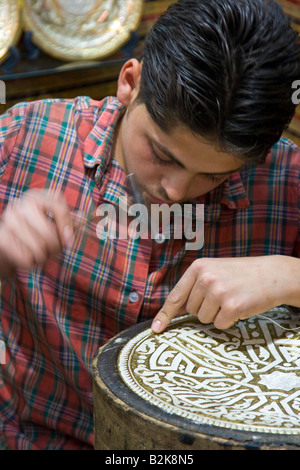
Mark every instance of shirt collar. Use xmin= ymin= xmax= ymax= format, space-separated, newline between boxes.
xmin=83 ymin=96 xmax=125 ymax=186
xmin=195 ymin=167 xmax=251 ymax=222
xmin=220 ymin=169 xmax=250 ymax=209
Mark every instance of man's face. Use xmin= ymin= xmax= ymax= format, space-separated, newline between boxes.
xmin=115 ymin=102 xmax=243 ymax=205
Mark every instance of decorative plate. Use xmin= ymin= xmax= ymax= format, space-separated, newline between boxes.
xmin=0 ymin=0 xmax=22 ymax=62
xmin=118 ymin=308 xmax=300 ymax=435
xmin=22 ymin=0 xmax=143 ymax=61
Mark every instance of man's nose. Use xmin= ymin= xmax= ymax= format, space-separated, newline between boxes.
xmin=160 ymin=173 xmax=192 ymax=202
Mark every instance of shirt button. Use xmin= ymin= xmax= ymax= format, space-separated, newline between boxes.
xmin=129 ymin=291 xmax=139 ymax=303
xmin=154 ymin=233 xmax=165 ymax=244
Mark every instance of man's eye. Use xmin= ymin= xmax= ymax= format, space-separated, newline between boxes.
xmin=203 ymin=174 xmax=226 ymax=184
xmin=149 ymin=144 xmax=173 ymax=166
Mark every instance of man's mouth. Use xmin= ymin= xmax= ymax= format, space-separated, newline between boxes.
xmin=145 ymin=192 xmax=174 ymax=205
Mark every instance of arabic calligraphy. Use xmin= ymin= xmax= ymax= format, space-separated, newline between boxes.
xmin=118 ymin=308 xmax=300 ymax=434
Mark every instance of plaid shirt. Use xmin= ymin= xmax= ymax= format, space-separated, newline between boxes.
xmin=0 ymin=96 xmax=300 ymax=449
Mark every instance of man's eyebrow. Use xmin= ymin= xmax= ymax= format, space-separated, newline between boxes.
xmin=150 ymin=137 xmax=242 ymax=176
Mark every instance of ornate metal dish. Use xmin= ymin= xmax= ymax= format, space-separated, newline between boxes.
xmin=22 ymin=0 xmax=143 ymax=61
xmin=118 ymin=309 xmax=300 ymax=435
xmin=0 ymin=0 xmax=22 ymax=62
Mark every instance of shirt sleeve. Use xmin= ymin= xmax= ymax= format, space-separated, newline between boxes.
xmin=0 ymin=102 xmax=27 ymax=180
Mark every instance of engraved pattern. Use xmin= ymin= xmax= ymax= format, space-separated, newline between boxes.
xmin=23 ymin=0 xmax=143 ymax=61
xmin=118 ymin=309 xmax=300 ymax=434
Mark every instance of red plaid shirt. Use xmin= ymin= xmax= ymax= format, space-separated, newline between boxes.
xmin=0 ymin=96 xmax=300 ymax=449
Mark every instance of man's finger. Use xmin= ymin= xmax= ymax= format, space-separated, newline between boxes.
xmin=48 ymin=198 xmax=74 ymax=246
xmin=30 ymin=189 xmax=74 ymax=246
xmin=151 ymin=268 xmax=196 ymax=333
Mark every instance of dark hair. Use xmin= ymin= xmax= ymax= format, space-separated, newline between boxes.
xmin=138 ymin=0 xmax=300 ymax=163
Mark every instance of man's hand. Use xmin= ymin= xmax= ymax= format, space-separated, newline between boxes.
xmin=151 ymin=255 xmax=300 ymax=331
xmin=0 ymin=189 xmax=74 ymax=278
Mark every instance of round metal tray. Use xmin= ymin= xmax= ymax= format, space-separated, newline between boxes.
xmin=0 ymin=0 xmax=22 ymax=63
xmin=22 ymin=0 xmax=143 ymax=61
xmin=93 ymin=308 xmax=300 ymax=449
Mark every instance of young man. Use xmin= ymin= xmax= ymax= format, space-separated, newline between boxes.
xmin=1 ymin=0 xmax=300 ymax=450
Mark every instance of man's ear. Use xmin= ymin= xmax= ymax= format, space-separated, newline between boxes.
xmin=116 ymin=59 xmax=142 ymax=106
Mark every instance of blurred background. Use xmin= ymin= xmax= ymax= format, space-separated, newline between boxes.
xmin=0 ymin=0 xmax=299 ymax=145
